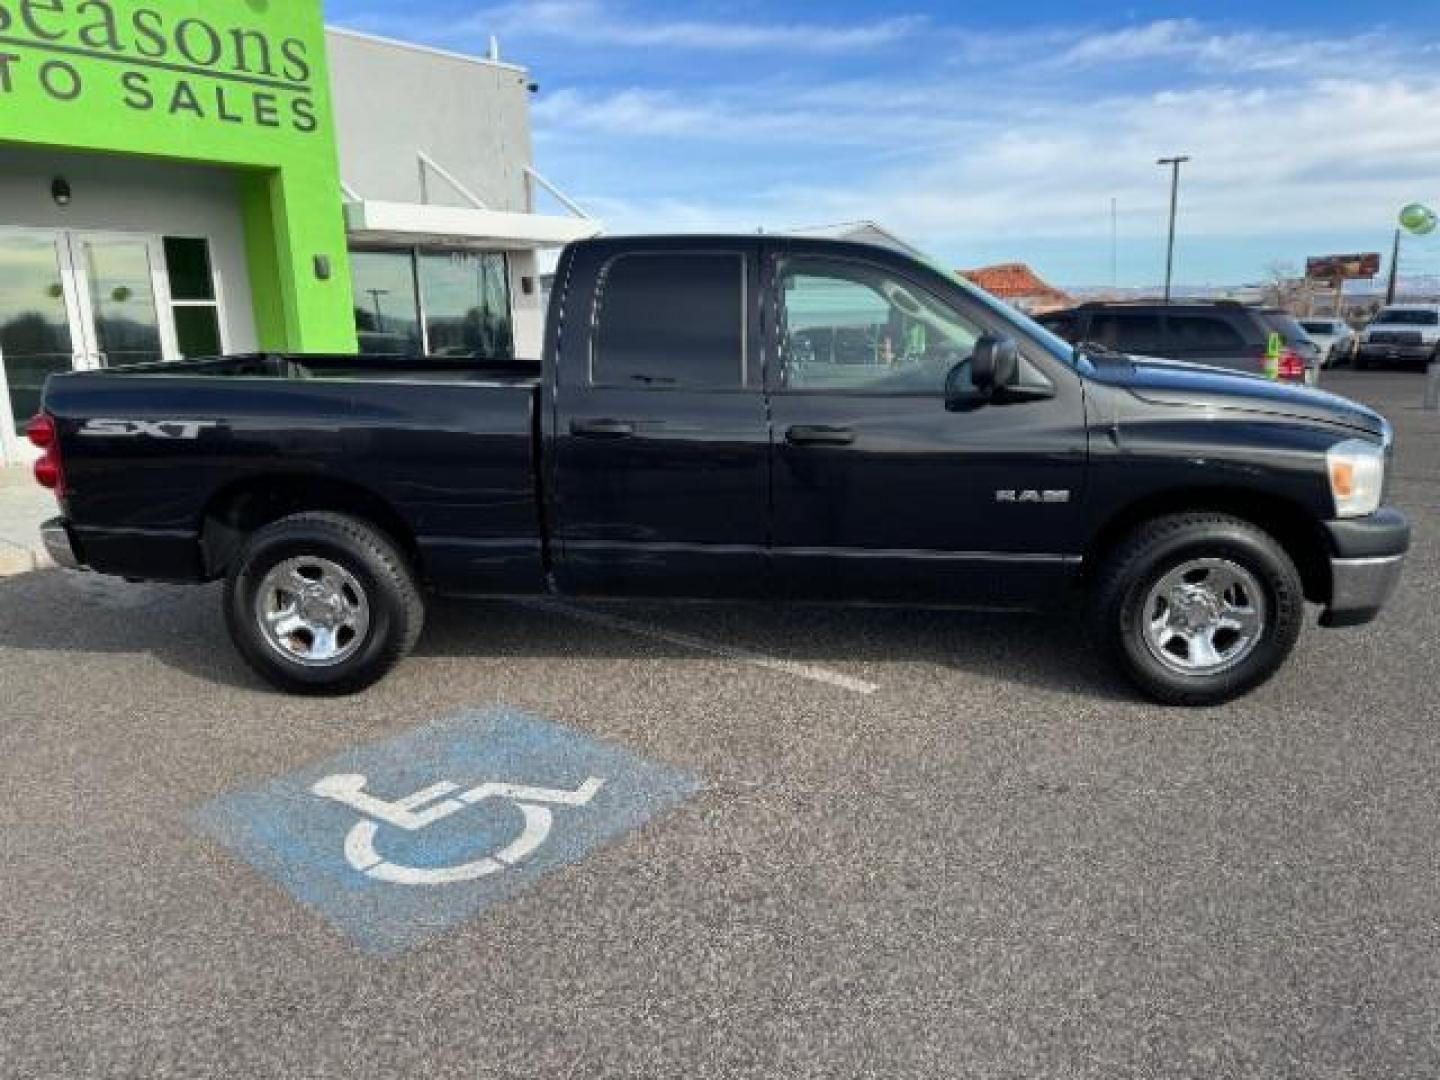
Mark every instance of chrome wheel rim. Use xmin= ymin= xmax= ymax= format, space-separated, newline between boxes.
xmin=254 ymin=556 xmax=370 ymax=667
xmin=1141 ymin=558 xmax=1267 ymax=676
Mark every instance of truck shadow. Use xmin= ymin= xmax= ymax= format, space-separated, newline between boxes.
xmin=0 ymin=570 xmax=1136 ymax=702
xmin=420 ymin=596 xmax=1133 ymax=701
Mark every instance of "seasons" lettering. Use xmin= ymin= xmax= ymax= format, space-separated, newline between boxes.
xmin=0 ymin=0 xmax=311 ymax=83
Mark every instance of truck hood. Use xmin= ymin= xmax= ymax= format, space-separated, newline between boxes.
xmin=1086 ymin=354 xmax=1387 ymax=438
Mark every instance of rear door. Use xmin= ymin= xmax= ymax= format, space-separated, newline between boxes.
xmin=549 ymin=240 xmax=771 ymax=597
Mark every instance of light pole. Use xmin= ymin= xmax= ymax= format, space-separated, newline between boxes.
xmin=1157 ymin=155 xmax=1189 ymax=302
xmin=1110 ymin=197 xmax=1118 ymax=288
xmin=1385 ymin=227 xmax=1401 ymax=305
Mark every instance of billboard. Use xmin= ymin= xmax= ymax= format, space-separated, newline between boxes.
xmin=1305 ymin=253 xmax=1381 ymax=281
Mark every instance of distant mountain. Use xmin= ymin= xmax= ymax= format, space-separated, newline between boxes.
xmin=1066 ymin=277 xmax=1440 ymax=303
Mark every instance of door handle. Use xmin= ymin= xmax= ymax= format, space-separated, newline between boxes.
xmin=785 ymin=424 xmax=855 ymax=446
xmin=570 ymin=418 xmax=636 ymax=438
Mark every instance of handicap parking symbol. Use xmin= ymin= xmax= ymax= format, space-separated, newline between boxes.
xmin=191 ymin=709 xmax=703 ymax=955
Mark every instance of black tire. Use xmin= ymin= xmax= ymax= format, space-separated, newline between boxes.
xmin=1091 ymin=513 xmax=1305 ymax=706
xmin=223 ymin=512 xmax=424 ymax=695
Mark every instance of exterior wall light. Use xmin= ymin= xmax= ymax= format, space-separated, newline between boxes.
xmin=51 ymin=177 xmax=72 ymax=206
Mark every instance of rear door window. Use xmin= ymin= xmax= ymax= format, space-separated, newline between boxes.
xmin=1168 ymin=315 xmax=1246 ymax=351
xmin=1038 ymin=312 xmax=1081 ymax=343
xmin=1088 ymin=311 xmax=1164 ymax=353
xmin=1259 ymin=311 xmax=1313 ymax=345
xmin=591 ymin=252 xmax=747 ymax=388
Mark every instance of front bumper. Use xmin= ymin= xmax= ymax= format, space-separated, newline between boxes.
xmin=1358 ymin=342 xmax=1434 ymax=362
xmin=40 ymin=517 xmax=83 ymax=571
xmin=1319 ymin=508 xmax=1410 ymax=628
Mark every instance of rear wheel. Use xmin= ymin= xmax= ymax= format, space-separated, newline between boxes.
xmin=1092 ymin=513 xmax=1305 ymax=706
xmin=224 ymin=512 xmax=424 ymax=695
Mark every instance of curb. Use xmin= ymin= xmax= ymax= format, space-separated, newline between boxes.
xmin=0 ymin=541 xmax=54 ymax=577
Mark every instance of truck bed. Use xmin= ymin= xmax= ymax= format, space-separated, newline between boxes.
xmin=43 ymin=354 xmax=546 ymax=593
xmin=96 ymin=352 xmax=544 ymax=386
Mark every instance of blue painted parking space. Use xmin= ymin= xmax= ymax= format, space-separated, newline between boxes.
xmin=191 ymin=708 xmax=703 ymax=955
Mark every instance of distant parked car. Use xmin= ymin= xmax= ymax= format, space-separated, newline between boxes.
xmin=1299 ymin=318 xmax=1357 ymax=368
xmin=1038 ymin=301 xmax=1321 ymax=383
xmin=1355 ymin=305 xmax=1440 ymax=370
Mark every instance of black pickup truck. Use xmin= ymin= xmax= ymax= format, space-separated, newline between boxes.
xmin=32 ymin=235 xmax=1409 ymax=705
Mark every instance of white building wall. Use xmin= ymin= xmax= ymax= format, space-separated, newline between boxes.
xmin=507 ymin=251 xmax=544 ymax=359
xmin=0 ymin=146 xmax=258 ymax=355
xmin=326 ymin=28 xmax=535 ymax=211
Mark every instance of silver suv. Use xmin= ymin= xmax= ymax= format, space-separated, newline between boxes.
xmin=1298 ymin=318 xmax=1356 ymax=368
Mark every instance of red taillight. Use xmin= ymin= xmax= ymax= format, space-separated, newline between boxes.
xmin=33 ymin=454 xmax=61 ymax=490
xmin=25 ymin=414 xmax=55 ymax=449
xmin=27 ymin=414 xmax=64 ymax=495
xmin=1277 ymin=348 xmax=1305 ymax=381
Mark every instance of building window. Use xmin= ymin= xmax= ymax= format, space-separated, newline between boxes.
xmin=163 ymin=237 xmax=223 ymax=358
xmin=418 ymin=251 xmax=513 ymax=360
xmin=350 ymin=247 xmax=514 ymax=359
xmin=350 ymin=249 xmax=422 ymax=356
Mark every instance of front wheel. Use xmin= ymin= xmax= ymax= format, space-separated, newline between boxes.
xmin=223 ymin=512 xmax=425 ymax=695
xmin=1092 ymin=514 xmax=1305 ymax=706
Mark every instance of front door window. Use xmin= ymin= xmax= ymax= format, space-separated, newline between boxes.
xmin=778 ymin=259 xmax=984 ymax=394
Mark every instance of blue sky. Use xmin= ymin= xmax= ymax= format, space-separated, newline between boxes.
xmin=326 ymin=1 xmax=1440 ymax=287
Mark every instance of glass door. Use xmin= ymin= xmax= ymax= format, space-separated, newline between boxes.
xmin=68 ymin=232 xmax=176 ymax=369
xmin=0 ymin=228 xmax=86 ymax=461
xmin=0 ymin=230 xmax=181 ymax=463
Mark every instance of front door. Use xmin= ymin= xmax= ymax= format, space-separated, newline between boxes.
xmin=0 ymin=229 xmax=175 ymax=461
xmin=765 ymin=247 xmax=1089 ymax=606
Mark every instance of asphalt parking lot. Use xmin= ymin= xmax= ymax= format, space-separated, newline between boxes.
xmin=1 ymin=370 xmax=1436 ymax=1078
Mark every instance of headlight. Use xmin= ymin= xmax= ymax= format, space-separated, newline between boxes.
xmin=1326 ymin=438 xmax=1385 ymax=518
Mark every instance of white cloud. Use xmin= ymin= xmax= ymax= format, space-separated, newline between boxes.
xmin=549 ymin=71 xmax=1440 ymax=257
xmin=350 ymin=0 xmax=925 ymax=54
xmin=1052 ymin=18 xmax=1395 ymax=75
xmin=335 ymin=8 xmax=1440 ymax=279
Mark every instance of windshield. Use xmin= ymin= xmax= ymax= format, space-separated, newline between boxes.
xmin=1376 ymin=308 xmax=1439 ymax=326
xmin=1299 ymin=320 xmax=1336 ymax=334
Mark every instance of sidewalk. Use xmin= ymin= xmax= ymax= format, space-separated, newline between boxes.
xmin=0 ymin=466 xmax=56 ymax=576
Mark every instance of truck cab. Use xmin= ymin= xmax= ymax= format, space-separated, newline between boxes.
xmin=546 ymin=236 xmax=1086 ymax=607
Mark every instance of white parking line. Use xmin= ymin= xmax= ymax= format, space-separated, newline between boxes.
xmin=517 ymin=599 xmax=879 ymax=696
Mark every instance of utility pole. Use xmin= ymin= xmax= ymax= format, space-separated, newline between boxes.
xmin=365 ymin=288 xmax=390 ymax=331
xmin=1157 ymin=155 xmax=1189 ymax=303
xmin=1385 ymin=228 xmax=1401 ymax=304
